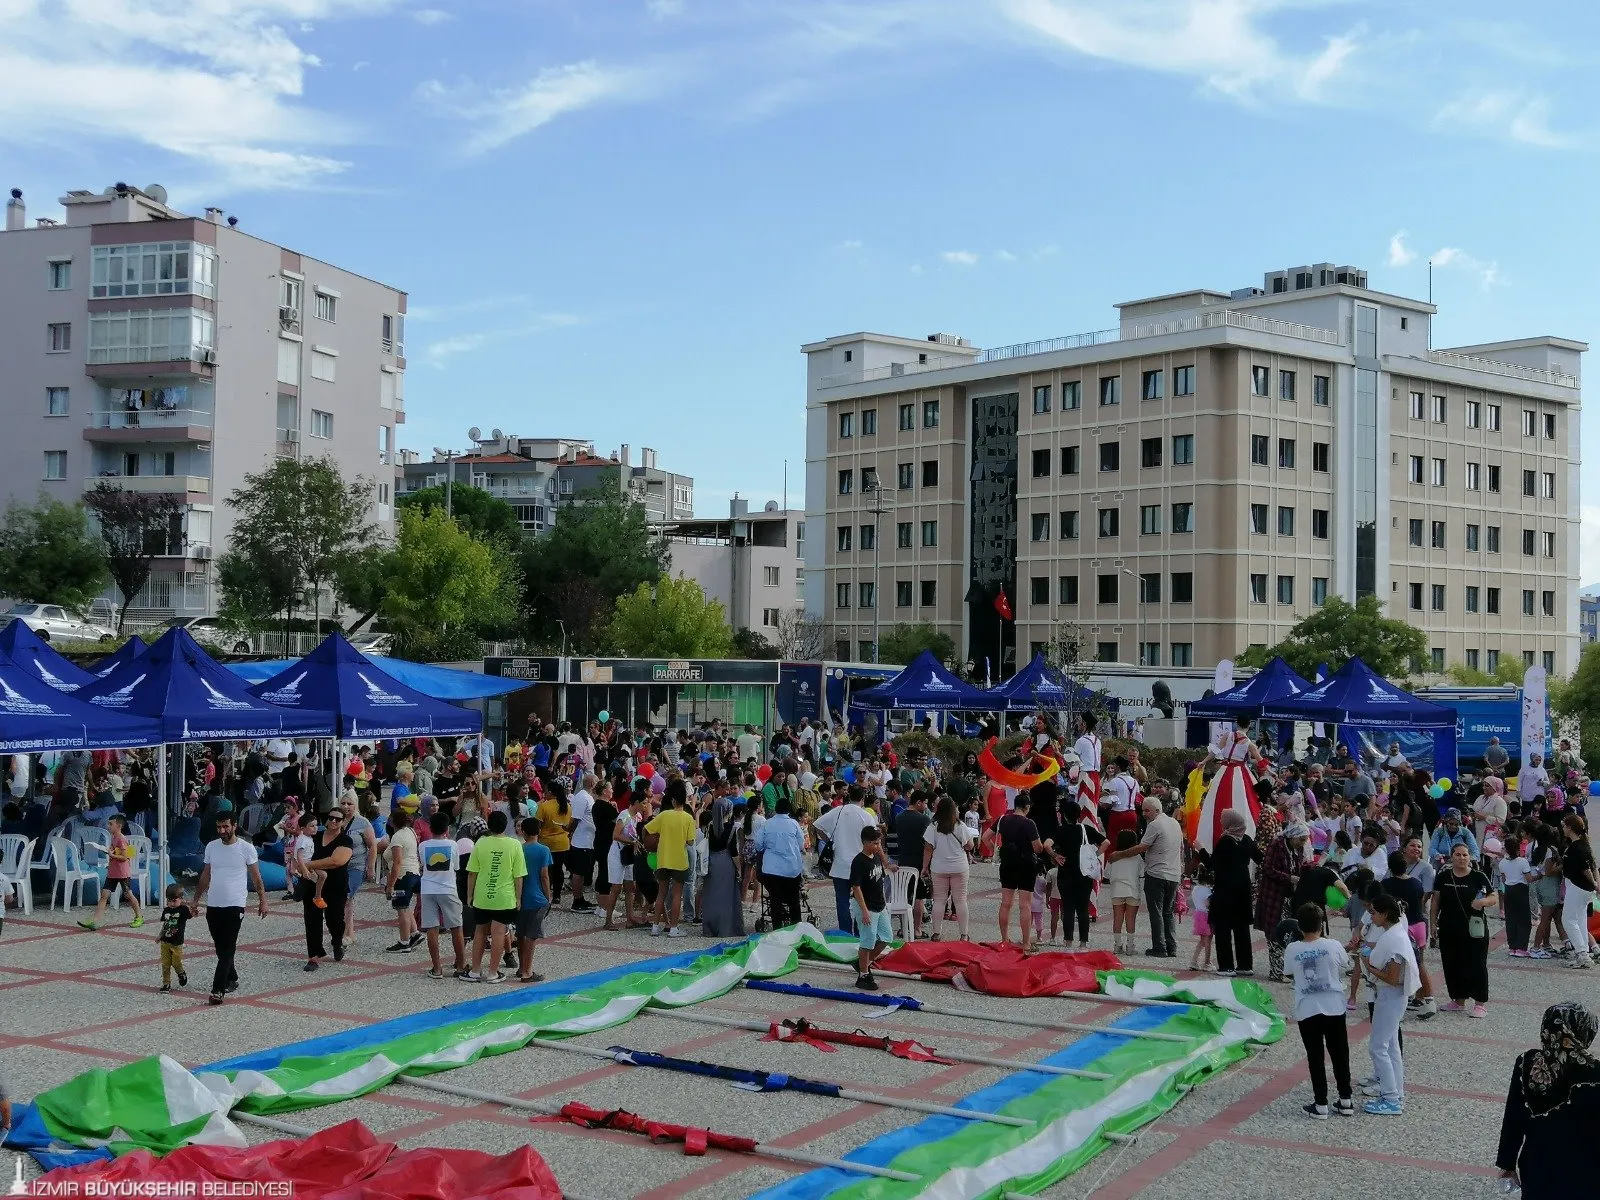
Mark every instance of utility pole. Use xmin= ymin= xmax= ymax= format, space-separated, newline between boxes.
xmin=1123 ymin=566 xmax=1141 ymax=666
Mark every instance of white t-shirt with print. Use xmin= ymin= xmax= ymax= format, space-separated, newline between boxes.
xmin=1285 ymin=936 xmax=1351 ymax=1022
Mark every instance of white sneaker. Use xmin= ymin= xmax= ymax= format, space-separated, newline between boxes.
xmin=649 ymin=924 xmax=664 ymax=936
xmin=667 ymin=926 xmax=687 ymax=939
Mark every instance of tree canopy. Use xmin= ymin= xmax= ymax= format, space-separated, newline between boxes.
xmin=608 ymin=575 xmax=732 ymax=658
xmin=82 ymin=483 xmax=186 ymax=632
xmin=0 ymin=494 xmax=109 ymax=612
xmin=1236 ymin=594 xmax=1427 ymax=679
xmin=382 ymin=506 xmax=520 ymax=661
xmin=878 ymin=622 xmax=958 ymax=667
xmin=397 ymin=484 xmax=522 ymax=548
xmin=1550 ymin=646 xmax=1596 ymax=755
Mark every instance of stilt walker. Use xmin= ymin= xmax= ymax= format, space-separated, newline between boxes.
xmin=1195 ymin=716 xmax=1261 ymax=853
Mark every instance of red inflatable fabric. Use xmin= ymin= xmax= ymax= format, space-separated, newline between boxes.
xmin=35 ymin=1119 xmax=563 ymax=1200
xmin=763 ymin=1018 xmax=954 ymax=1063
xmin=539 ymin=1102 xmax=759 ymax=1158
xmin=875 ymin=941 xmax=1123 ymax=998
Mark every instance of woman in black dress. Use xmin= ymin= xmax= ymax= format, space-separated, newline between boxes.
xmin=1054 ymin=799 xmax=1104 ymax=949
xmin=1433 ymin=841 xmax=1495 ymax=1015
xmin=1206 ymin=807 xmax=1261 ymax=975
xmin=1498 ymin=1002 xmax=1600 ymax=1196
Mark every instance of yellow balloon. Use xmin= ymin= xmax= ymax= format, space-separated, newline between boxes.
xmin=1439 ymin=777 xmax=1452 ymax=790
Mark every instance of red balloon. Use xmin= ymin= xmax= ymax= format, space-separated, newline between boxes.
xmin=755 ymin=764 xmax=773 ymax=784
xmin=639 ymin=762 xmax=656 ymax=779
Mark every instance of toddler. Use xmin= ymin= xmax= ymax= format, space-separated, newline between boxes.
xmin=1031 ymin=869 xmax=1052 ymax=942
xmin=157 ymin=883 xmax=190 ymax=991
xmin=288 ymin=813 xmax=327 ymax=909
xmin=1105 ymin=829 xmax=1145 ymax=955
xmin=1188 ymin=865 xmax=1214 ymax=971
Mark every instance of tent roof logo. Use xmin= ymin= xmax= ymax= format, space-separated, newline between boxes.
xmin=91 ymin=673 xmax=146 ymax=707
xmin=34 ymin=658 xmax=79 ymax=691
xmin=260 ymin=671 xmax=308 ymax=705
xmin=0 ymin=677 xmax=57 ymax=715
xmin=356 ymin=671 xmax=410 ymax=707
xmin=200 ymin=675 xmax=255 ymax=711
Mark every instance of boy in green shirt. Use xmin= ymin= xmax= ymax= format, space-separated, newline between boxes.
xmin=465 ymin=810 xmax=525 ymax=983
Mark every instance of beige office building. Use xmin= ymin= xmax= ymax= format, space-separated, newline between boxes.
xmin=803 ymin=264 xmax=1584 ymax=676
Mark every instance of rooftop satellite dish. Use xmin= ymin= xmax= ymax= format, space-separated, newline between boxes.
xmin=146 ymin=184 xmax=168 ymax=204
xmin=467 ymin=426 xmax=482 ymax=441
xmin=102 ymin=186 xmax=118 ymax=195
xmin=491 ymin=428 xmax=503 ymax=440
xmin=764 ymin=501 xmax=779 ymax=511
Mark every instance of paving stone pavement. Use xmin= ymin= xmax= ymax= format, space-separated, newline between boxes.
xmin=0 ymin=867 xmax=1568 ymax=1198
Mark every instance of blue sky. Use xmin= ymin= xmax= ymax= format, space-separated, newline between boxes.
xmin=5 ymin=0 xmax=1597 ymax=576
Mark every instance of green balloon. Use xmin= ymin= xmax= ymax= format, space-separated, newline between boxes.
xmin=598 ymin=710 xmax=610 ymax=723
xmin=1325 ymin=884 xmax=1349 ymax=911
xmin=646 ymin=851 xmax=658 ymax=871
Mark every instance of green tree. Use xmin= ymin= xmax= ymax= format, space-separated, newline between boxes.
xmin=217 ymin=545 xmax=300 ymax=631
xmin=333 ymin=543 xmax=394 ymax=630
xmin=521 ymin=470 xmax=668 ymax=649
xmin=1236 ymin=594 xmax=1427 ymax=679
xmin=731 ymin=626 xmax=780 ymax=660
xmin=82 ymin=483 xmax=187 ymax=633
xmin=607 ymin=575 xmax=732 ymax=658
xmin=383 ymin=507 xmax=519 ymax=661
xmin=1553 ymin=643 xmax=1600 ymax=759
xmin=0 ymin=494 xmax=109 ymax=611
xmin=877 ymin=622 xmax=958 ymax=667
xmin=1445 ymin=657 xmax=1527 ymax=687
xmin=397 ymin=484 xmax=523 ymax=548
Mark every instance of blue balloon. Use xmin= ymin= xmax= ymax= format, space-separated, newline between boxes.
xmin=1589 ymin=780 xmax=1600 ymax=797
xmin=1428 ymin=783 xmax=1445 ymax=800
xmin=841 ymin=765 xmax=856 ymax=783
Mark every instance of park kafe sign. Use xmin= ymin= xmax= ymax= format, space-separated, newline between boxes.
xmin=564 ymin=658 xmax=782 ymax=685
xmin=652 ymin=661 xmax=704 ymax=683
xmin=484 ymin=657 xmax=561 ymax=683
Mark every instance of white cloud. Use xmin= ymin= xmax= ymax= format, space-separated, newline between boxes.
xmin=421 ymin=60 xmax=654 ymax=154
xmin=838 ymin=238 xmax=863 ymax=249
xmin=1388 ymin=231 xmax=1416 ymax=268
xmin=421 ymin=311 xmax=582 ymax=366
xmin=647 ymin=0 xmax=684 ymax=15
xmin=1430 ymin=246 xmax=1502 ymax=289
xmin=995 ymin=249 xmax=1018 ymax=262
xmin=941 ymin=249 xmax=979 ymax=266
xmin=412 ymin=7 xmax=450 ymax=24
xmin=1434 ymin=90 xmax=1573 ymax=148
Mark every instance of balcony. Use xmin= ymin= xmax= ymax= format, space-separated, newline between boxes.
xmin=276 ymin=427 xmax=300 ymax=459
xmin=83 ymin=408 xmax=213 ymax=443
xmin=90 ymin=473 xmax=209 ymax=497
xmin=1424 ymin=349 xmax=1579 ymax=390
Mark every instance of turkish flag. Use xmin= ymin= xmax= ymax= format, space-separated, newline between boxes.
xmin=993 ymin=586 xmax=1013 ymax=620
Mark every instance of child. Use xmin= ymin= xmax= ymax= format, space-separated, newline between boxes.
xmin=1345 ymin=876 xmax=1382 ymax=1014
xmin=1284 ymin=902 xmax=1354 ymax=1119
xmin=1046 ymin=864 xmax=1064 ymax=944
xmin=157 ymin=883 xmax=189 ymax=992
xmin=849 ymin=826 xmax=892 ymax=991
xmin=1188 ymin=865 xmax=1214 ymax=971
xmin=1106 ymin=829 xmax=1145 ymax=956
xmin=1362 ymin=892 xmax=1419 ymax=1115
xmin=78 ymin=814 xmax=144 ymax=931
xmin=288 ymin=814 xmax=327 ymax=910
xmin=1491 ymin=836 xmax=1532 ymax=956
xmin=1031 ymin=869 xmax=1051 ymax=943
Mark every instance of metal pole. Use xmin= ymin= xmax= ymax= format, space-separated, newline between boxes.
xmin=156 ymin=743 xmax=169 ymax=894
xmin=233 ymin=1111 xmax=315 ymax=1137
xmin=445 ymin=450 xmax=453 ymax=518
xmin=522 ymin=1039 xmax=1034 ymax=1126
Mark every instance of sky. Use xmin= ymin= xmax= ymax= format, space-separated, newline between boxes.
xmin=4 ymin=0 xmax=1598 ymax=578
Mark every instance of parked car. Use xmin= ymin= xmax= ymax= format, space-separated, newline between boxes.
xmin=5 ymin=603 xmax=115 ymax=642
xmin=162 ymin=616 xmax=252 ymax=654
xmin=349 ymin=630 xmax=393 ymax=656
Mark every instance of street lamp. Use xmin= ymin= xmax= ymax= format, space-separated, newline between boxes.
xmin=865 ymin=487 xmax=895 ymax=663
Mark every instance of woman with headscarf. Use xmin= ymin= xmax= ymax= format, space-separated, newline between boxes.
xmin=699 ymin=794 xmax=746 ymax=937
xmin=1206 ymin=807 xmax=1262 ymax=976
xmin=1472 ymin=775 xmax=1507 ymax=847
xmin=1497 ymin=1002 xmax=1600 ymax=1196
xmin=1255 ymin=821 xmax=1309 ymax=982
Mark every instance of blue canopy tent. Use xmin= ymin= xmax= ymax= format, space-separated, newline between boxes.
xmin=852 ymin=651 xmax=993 ymax=735
xmin=0 ymin=618 xmax=97 ymax=692
xmin=227 ymin=653 xmax=527 ymax=700
xmin=89 ymin=634 xmax=148 ymax=677
xmin=983 ymin=652 xmax=1121 ymax=715
xmin=248 ymin=632 xmax=482 ymax=740
xmin=1186 ymin=656 xmax=1310 ymax=754
xmin=0 ymin=659 xmax=162 ymax=752
xmin=75 ymin=626 xmax=337 ymax=883
xmin=1260 ymin=656 xmax=1459 ymax=778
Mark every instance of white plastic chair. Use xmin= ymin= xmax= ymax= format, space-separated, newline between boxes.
xmin=118 ymin=835 xmax=153 ymax=908
xmin=886 ymin=866 xmax=920 ymax=941
xmin=50 ymin=837 xmax=99 ymax=910
xmin=0 ymin=834 xmax=35 ymax=916
xmin=80 ymin=826 xmax=112 ymax=869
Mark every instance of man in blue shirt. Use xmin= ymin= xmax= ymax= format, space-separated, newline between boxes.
xmin=753 ymin=795 xmax=807 ymax=929
xmin=1427 ymin=809 xmax=1481 ymax=868
xmin=516 ymin=817 xmax=553 ymax=983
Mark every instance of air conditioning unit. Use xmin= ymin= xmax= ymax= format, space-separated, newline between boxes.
xmin=200 ymin=349 xmax=216 ymax=365
xmin=279 ymin=306 xmax=299 ymax=326
xmin=191 ymin=545 xmax=212 ymax=560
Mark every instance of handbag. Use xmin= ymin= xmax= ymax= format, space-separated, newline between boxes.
xmin=1076 ymin=826 xmax=1102 ymax=881
xmin=1452 ymin=877 xmax=1487 ymax=940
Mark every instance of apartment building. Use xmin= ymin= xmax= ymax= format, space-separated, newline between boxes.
xmin=0 ymin=184 xmax=405 ymax=619
xmin=663 ymin=500 xmax=805 ymax=645
xmin=804 ymin=264 xmax=1584 ymax=675
xmin=397 ymin=434 xmax=694 ymax=531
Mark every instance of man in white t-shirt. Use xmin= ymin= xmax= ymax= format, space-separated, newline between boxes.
xmin=567 ymin=781 xmax=597 ymax=912
xmin=863 ymin=759 xmax=891 ymax=801
xmin=262 ymin=737 xmax=294 ymax=774
xmin=417 ymin=811 xmax=466 ymax=978
xmin=191 ymin=812 xmax=267 ymax=1005
xmin=815 ymin=789 xmax=878 ymax=934
xmin=796 ymin=719 xmax=816 ymax=761
xmin=736 ymin=725 xmax=763 ymax=764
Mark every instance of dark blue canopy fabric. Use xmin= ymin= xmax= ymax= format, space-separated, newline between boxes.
xmin=0 ymin=618 xmax=98 ymax=692
xmin=984 ymin=653 xmax=1120 ymax=714
xmin=90 ymin=635 xmax=148 ymax=678
xmin=74 ymin=626 xmax=335 ymax=742
xmin=1260 ymin=656 xmax=1457 ymax=729
xmin=1187 ymin=657 xmax=1312 ymax=720
xmin=248 ymin=632 xmax=482 ymax=739
xmin=853 ymin=650 xmax=992 ymax=711
xmin=227 ymin=654 xmax=526 ymax=700
xmin=0 ymin=658 xmax=161 ymax=751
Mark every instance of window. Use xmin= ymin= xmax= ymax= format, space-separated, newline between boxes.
xmin=1031 ymin=448 xmax=1051 ymax=477
xmin=1466 ymin=586 xmax=1480 ymax=613
xmin=1522 ymin=469 xmax=1536 ymax=497
xmin=314 ymin=292 xmax=337 ymax=323
xmin=47 ymin=322 xmax=70 ymax=352
xmin=1543 ymin=530 xmax=1556 ymax=558
xmin=1278 ymin=575 xmax=1295 ymax=604
xmin=1312 ymin=509 xmax=1329 ymax=539
xmin=1171 ymin=642 xmax=1193 ymax=667
xmin=1541 ymin=471 xmax=1556 ymax=499
xmin=1466 ymin=400 xmax=1480 ymax=428
xmin=838 ymin=412 xmax=854 ymax=438
xmin=835 ymin=583 xmax=851 ymax=608
xmin=1466 ymin=649 xmax=1480 ymax=670
xmin=1431 ymin=584 xmax=1446 ymax=612
xmin=1522 ymin=528 xmax=1536 ymax=556
xmin=921 ymin=581 xmax=936 ymax=607
xmin=1174 ymin=366 xmax=1195 ymax=395
xmin=1097 ymin=507 xmax=1119 ymax=537
xmin=1466 ymin=523 xmax=1480 ymax=551
xmin=1430 ymin=457 xmax=1446 ymax=486
xmin=1141 ymin=437 xmax=1162 ymax=468
xmin=1140 ymin=504 xmax=1161 ymax=534
xmin=1172 ymin=502 xmax=1194 ymax=533
xmin=1033 ymin=384 xmax=1051 ymax=413
xmin=1100 ymin=442 xmax=1120 ymax=471
xmin=1312 ymin=375 xmax=1330 ymax=406
xmin=45 ymin=387 xmax=68 ymax=416
xmin=1139 ymin=642 xmax=1161 ymax=667
xmin=897 ymin=462 xmax=914 ymax=489
xmin=860 ymin=466 xmax=878 ymax=492
xmin=1488 ymin=464 xmax=1501 ymax=492
xmin=1487 ymin=649 xmax=1500 ymax=671
xmin=898 ymin=403 xmax=914 ymax=430
xmin=1543 ymin=412 xmax=1557 ymax=439
xmin=90 ymin=241 xmax=216 ymax=299
xmin=857 ymin=639 xmax=873 ymax=660
xmin=48 ymin=260 xmax=71 ymax=290
xmin=861 ymin=408 xmax=877 ymax=435
xmin=894 ymin=522 xmax=912 ymax=549
xmin=1171 ymin=572 xmax=1193 ymax=603
xmin=309 ymin=409 xmax=333 ymax=439
xmin=1429 ymin=647 xmax=1445 ymax=672
xmin=762 ymin=566 xmax=780 ymax=586
xmin=1279 ymin=438 xmax=1296 ymax=469
xmin=1099 ymin=376 xmax=1120 ymax=406
xmin=1522 ymin=409 xmax=1537 ymax=437
xmin=1251 ymin=435 xmax=1269 ymax=465
xmin=1544 ymin=650 xmax=1556 ymax=671
xmin=762 ymin=608 xmax=781 ymax=628
xmin=859 ymin=524 xmax=876 ymax=551
xmin=1486 ymin=403 xmax=1501 ymax=431
xmin=43 ymin=451 xmax=66 ymax=480
xmin=1408 ymin=582 xmax=1423 ymax=610
xmin=1139 ymin=572 xmax=1161 ymax=603
xmin=838 ymin=469 xmax=852 ymax=494
xmin=1523 ymin=650 xmax=1536 ymax=668
xmin=858 ymin=582 xmax=875 ymax=609
xmin=922 ymin=400 xmax=940 ymax=428
xmin=1466 ymin=462 xmax=1480 ymax=490
xmin=1408 ymin=518 xmax=1424 ymax=547
xmin=1031 ymin=513 xmax=1051 ymax=541
xmin=1251 ymin=365 xmax=1270 ymax=396
xmin=1312 ymin=577 xmax=1328 ymax=605
xmin=1487 ymin=525 xmax=1501 ymax=553
xmin=1407 ymin=455 xmax=1423 ymax=483
xmin=920 ymin=520 xmax=937 ymax=547
xmin=1430 ymin=394 xmax=1447 ymax=423
xmin=1522 ymin=590 xmax=1536 ymax=616
xmin=1312 ymin=442 xmax=1329 ymax=472
xmin=1061 ymin=510 xmax=1080 ymax=539
xmin=1062 ymin=381 xmax=1081 ymax=410
xmin=1277 ymin=505 xmax=1295 ymax=536
xmin=1280 ymin=370 xmax=1296 ymax=401
xmin=1097 ymin=574 xmax=1118 ymax=603
xmin=1060 ymin=575 xmax=1079 ymax=605
xmin=1172 ymin=434 xmax=1194 ymax=464
xmin=1061 ymin=445 xmax=1080 ymax=475
xmin=896 ymin=581 xmax=913 ymax=608
xmin=1141 ymin=370 xmax=1163 ymax=400
xmin=1249 ymin=503 xmax=1268 ymax=535
xmin=309 ymin=349 xmax=336 ymax=382
xmin=1409 ymin=391 xmax=1424 ymax=420
xmin=1097 ymin=642 xmax=1119 ymax=662
xmin=837 ymin=525 xmax=853 ymax=552
xmin=1431 ymin=520 xmax=1446 ymax=549
xmin=1030 ymin=577 xmax=1050 ymax=605
xmin=1249 ymin=573 xmax=1267 ymax=603
xmin=843 ymin=350 xmax=853 ymax=362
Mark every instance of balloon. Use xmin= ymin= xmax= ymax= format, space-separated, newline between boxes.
xmin=699 ymin=751 xmax=713 ymax=763
xmin=639 ymin=762 xmax=656 ymax=779
xmin=1325 ymin=885 xmax=1349 ymax=911
xmin=1428 ymin=783 xmax=1445 ymax=799
xmin=650 ymin=773 xmax=666 ymax=795
xmin=755 ymin=764 xmax=773 ymax=784
xmin=1438 ymin=777 xmax=1452 ymax=791
xmin=646 ymin=852 xmax=658 ymax=871
xmin=598 ymin=710 xmax=610 ymax=724
xmin=841 ymin=765 xmax=856 ymax=783
xmin=1590 ymin=780 xmax=1600 ymax=797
